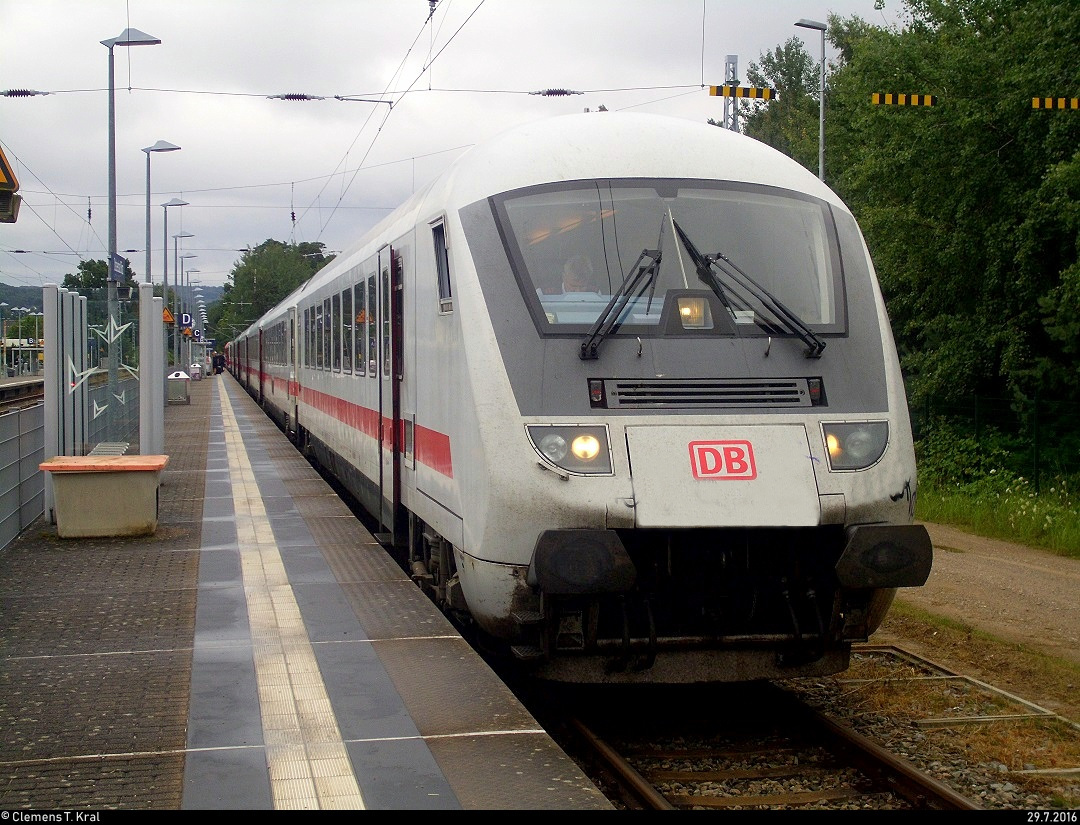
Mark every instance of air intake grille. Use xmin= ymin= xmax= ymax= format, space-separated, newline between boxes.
xmin=603 ymin=378 xmax=813 ymax=409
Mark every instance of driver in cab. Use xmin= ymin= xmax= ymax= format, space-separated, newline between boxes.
xmin=553 ymin=254 xmax=601 ymax=298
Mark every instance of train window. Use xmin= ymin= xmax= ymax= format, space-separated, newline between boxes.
xmin=305 ymin=306 xmax=313 ymax=368
xmin=354 ymin=282 xmax=365 ymax=373
xmin=342 ymin=288 xmax=353 ymax=375
xmin=367 ymin=272 xmax=377 ymax=375
xmin=494 ymin=179 xmax=845 ymax=338
xmin=323 ymin=297 xmax=332 ymax=371
xmin=332 ymin=292 xmax=341 ymax=372
xmin=431 ymin=219 xmax=452 ymax=312
xmin=314 ymin=302 xmax=323 ymax=369
xmin=307 ymin=306 xmax=313 ymax=368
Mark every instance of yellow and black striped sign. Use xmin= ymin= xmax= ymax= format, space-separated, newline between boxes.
xmin=710 ymin=85 xmax=775 ymax=100
xmin=0 ymin=145 xmax=18 ymax=191
xmin=1032 ymin=97 xmax=1078 ymax=110
xmin=872 ymin=93 xmax=936 ymax=106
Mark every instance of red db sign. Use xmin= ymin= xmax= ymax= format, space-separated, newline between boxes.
xmin=688 ymin=440 xmax=757 ymax=480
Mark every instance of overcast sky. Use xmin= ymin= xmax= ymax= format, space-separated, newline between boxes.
xmin=1 ymin=0 xmax=903 ymax=291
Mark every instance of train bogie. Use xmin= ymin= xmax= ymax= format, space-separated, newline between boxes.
xmin=232 ymin=112 xmax=932 ymax=684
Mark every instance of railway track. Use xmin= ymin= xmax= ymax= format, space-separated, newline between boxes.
xmin=505 ymin=642 xmax=1080 ymax=810
xmin=0 ymin=377 xmax=44 ymax=413
xmin=567 ymin=686 xmax=981 ymax=810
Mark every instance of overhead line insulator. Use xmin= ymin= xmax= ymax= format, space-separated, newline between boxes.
xmin=267 ymin=93 xmax=326 ymax=101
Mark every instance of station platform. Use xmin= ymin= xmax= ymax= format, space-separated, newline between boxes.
xmin=0 ymin=374 xmax=612 ymax=810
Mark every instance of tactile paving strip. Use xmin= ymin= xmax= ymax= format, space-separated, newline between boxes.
xmin=220 ymin=388 xmax=366 ymax=810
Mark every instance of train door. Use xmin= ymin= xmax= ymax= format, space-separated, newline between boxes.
xmin=377 ymin=245 xmax=405 ymax=543
xmin=287 ymin=306 xmax=298 ymax=437
xmin=257 ymin=326 xmax=265 ymax=405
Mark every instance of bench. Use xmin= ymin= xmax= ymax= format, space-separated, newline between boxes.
xmin=39 ymin=454 xmax=170 ymax=538
xmin=88 ymin=442 xmax=130 ymax=456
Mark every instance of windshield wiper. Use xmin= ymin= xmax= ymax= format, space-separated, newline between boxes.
xmin=579 ymin=247 xmax=662 ymax=360
xmin=672 ymin=220 xmax=826 ymax=358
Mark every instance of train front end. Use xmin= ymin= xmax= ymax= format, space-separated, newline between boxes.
xmin=448 ymin=114 xmax=931 ymax=683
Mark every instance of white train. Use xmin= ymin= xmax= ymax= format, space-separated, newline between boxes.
xmin=229 ymin=112 xmax=932 ymax=683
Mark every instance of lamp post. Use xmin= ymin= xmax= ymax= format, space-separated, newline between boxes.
xmin=103 ymin=27 xmax=161 ymax=439
xmin=172 ymin=232 xmax=194 ymax=366
xmin=142 ymin=141 xmax=180 ymax=284
xmin=0 ymin=302 xmax=7 ymax=377
xmin=11 ymin=307 xmax=26 ymax=374
xmin=31 ymin=312 xmax=43 ymax=375
xmin=184 ymin=272 xmax=201 ymax=367
xmin=177 ymin=253 xmax=196 ymax=367
xmin=795 ymin=18 xmax=827 ymax=182
xmin=161 ymin=199 xmax=188 ymax=379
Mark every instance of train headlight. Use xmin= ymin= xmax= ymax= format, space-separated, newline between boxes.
xmin=538 ymin=433 xmax=568 ymax=462
xmin=677 ymin=296 xmax=712 ymax=329
xmin=821 ymin=421 xmax=889 ymax=470
xmin=527 ymin=425 xmax=613 ymax=475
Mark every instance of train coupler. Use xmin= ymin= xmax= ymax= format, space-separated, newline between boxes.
xmin=777 ymin=583 xmax=827 ymax=668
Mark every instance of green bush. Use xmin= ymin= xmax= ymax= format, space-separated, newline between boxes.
xmin=914 ymin=418 xmax=1012 ymax=487
xmin=915 ymin=421 xmax=1080 ymax=557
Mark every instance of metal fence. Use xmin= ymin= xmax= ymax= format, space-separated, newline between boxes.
xmin=0 ymin=404 xmax=45 ymax=551
xmin=0 ymin=375 xmax=140 ymax=553
xmin=910 ymin=394 xmax=1080 ymax=490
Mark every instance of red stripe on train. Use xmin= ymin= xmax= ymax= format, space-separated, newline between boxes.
xmin=298 ymin=384 xmax=453 ymax=478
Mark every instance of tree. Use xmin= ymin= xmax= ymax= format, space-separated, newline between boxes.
xmin=59 ymin=258 xmax=139 ymax=326
xmin=824 ymin=0 xmax=1080 ymax=408
xmin=734 ymin=0 xmax=1080 ymax=474
xmin=740 ymin=38 xmax=821 ymax=171
xmin=213 ymin=240 xmax=331 ymax=344
xmin=61 ymin=258 xmax=137 ymax=293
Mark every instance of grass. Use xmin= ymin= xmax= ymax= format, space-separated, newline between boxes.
xmin=915 ymin=474 xmax=1080 ymax=559
xmin=859 ymin=602 xmax=1080 ymax=809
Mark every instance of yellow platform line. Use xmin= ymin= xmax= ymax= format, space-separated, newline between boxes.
xmin=219 ymin=385 xmax=366 ymax=810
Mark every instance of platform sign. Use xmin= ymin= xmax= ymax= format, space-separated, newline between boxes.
xmin=180 ymin=312 xmax=192 ymax=329
xmin=108 ymin=253 xmax=126 ymax=282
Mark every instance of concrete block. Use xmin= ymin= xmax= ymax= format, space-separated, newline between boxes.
xmin=39 ymin=455 xmax=170 ymax=538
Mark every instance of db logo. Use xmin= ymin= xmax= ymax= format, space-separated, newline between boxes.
xmin=688 ymin=440 xmax=757 ymax=480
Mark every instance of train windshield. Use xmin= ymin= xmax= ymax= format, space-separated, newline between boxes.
xmin=495 ymin=179 xmax=845 ymax=338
